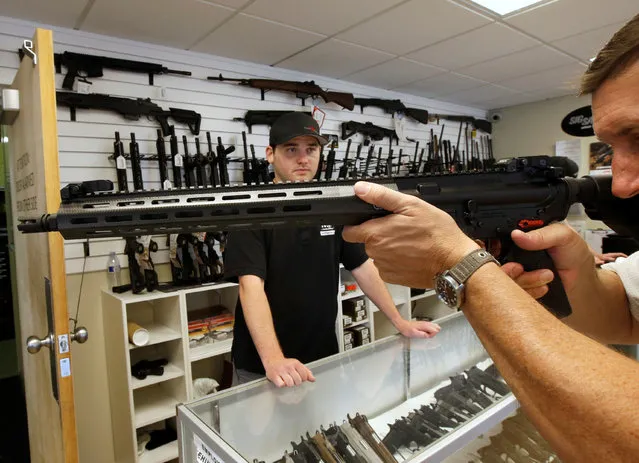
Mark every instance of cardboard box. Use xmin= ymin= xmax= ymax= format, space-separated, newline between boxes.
xmin=342 ymin=315 xmax=353 ymax=327
xmin=354 ymin=308 xmax=366 ymax=322
xmin=342 ymin=299 xmax=365 ymax=317
xmin=343 ymin=330 xmax=354 ymax=345
xmin=351 ymin=325 xmax=370 ymax=345
xmin=344 ymin=342 xmax=353 ymax=351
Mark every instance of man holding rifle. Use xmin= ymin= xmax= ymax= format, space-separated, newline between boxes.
xmin=224 ymin=112 xmax=441 ymax=387
xmin=343 ymin=14 xmax=639 ymax=462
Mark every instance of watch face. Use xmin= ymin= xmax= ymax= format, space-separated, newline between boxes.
xmin=436 ymin=274 xmax=461 ymax=308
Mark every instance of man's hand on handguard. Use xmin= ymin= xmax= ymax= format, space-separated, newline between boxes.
xmin=395 ymin=319 xmax=441 ymax=338
xmin=342 ymin=182 xmax=479 ymax=287
xmin=264 ymin=357 xmax=315 ymax=388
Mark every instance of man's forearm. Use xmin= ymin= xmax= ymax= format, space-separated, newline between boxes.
xmin=352 ymin=259 xmax=403 ymax=326
xmin=238 ymin=279 xmax=285 ymax=367
xmin=463 ymin=264 xmax=639 ymax=461
xmin=564 ymin=267 xmax=638 ymax=343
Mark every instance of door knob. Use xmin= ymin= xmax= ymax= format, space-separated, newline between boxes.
xmin=71 ymin=326 xmax=89 ymax=344
xmin=26 ymin=333 xmax=54 ymax=354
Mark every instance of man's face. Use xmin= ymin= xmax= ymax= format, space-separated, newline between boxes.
xmin=592 ymin=59 xmax=639 ymax=198
xmin=266 ymin=135 xmax=321 ymax=182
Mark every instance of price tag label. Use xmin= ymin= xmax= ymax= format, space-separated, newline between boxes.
xmin=116 ymin=156 xmax=126 ymax=170
xmin=312 ymin=105 xmax=326 ymax=129
xmin=194 ymin=436 xmax=224 ymax=463
xmin=394 ymin=117 xmax=406 ymax=142
xmin=175 ymin=154 xmax=184 ymax=167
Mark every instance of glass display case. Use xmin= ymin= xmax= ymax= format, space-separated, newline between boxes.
xmin=177 ymin=312 xmax=519 ymax=463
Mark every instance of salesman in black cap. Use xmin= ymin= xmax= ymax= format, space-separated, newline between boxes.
xmin=224 ymin=112 xmax=442 ymax=388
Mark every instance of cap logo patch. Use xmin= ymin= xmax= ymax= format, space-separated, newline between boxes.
xmin=305 ymin=126 xmax=318 ymax=133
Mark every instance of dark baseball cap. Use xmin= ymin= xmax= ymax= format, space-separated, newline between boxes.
xmin=269 ymin=112 xmax=328 ymax=147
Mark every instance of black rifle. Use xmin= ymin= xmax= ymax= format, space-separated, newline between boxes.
xmin=250 ymin=145 xmax=270 ymax=184
xmin=315 ymin=150 xmax=325 ymax=181
xmin=17 ymin=157 xmax=639 ymax=317
xmin=194 ymin=138 xmax=207 ymax=187
xmin=113 ymin=132 xmax=128 ymax=192
xmin=431 ymin=113 xmax=492 ymax=134
xmin=325 ymin=141 xmax=337 ymax=181
xmin=234 ymin=110 xmax=312 ymax=134
xmin=341 ymin=121 xmax=399 ymax=145
xmin=216 ymin=137 xmax=234 ymax=187
xmin=363 ymin=145 xmax=375 ymax=178
xmin=54 ymin=51 xmax=191 ymax=90
xmin=354 ymin=98 xmax=429 ymax=125
xmin=129 ymin=133 xmax=144 ymax=191
xmin=156 ymin=129 xmax=171 ymax=190
xmin=209 ymin=74 xmax=355 ymax=110
xmin=206 ymin=132 xmax=220 ymax=188
xmin=241 ymin=132 xmax=252 ymax=185
xmin=56 ymin=91 xmax=201 ymax=135
xmin=182 ymin=136 xmax=196 ymax=188
xmin=338 ymin=139 xmax=353 ymax=179
xmin=169 ymin=126 xmax=182 ymax=189
xmin=352 ymin=143 xmax=363 ymax=178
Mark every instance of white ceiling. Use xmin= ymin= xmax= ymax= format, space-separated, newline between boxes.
xmin=2 ymin=0 xmax=636 ymax=110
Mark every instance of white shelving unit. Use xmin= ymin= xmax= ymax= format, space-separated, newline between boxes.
xmin=102 ymin=282 xmax=239 ymax=463
xmin=336 ymin=267 xmax=448 ymax=352
xmin=101 ymin=269 xmax=448 ymax=461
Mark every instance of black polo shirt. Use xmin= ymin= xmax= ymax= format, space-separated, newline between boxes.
xmin=224 ymin=225 xmax=369 ymax=374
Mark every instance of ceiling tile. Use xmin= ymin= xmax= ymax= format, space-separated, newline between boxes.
xmin=191 ymin=14 xmax=325 ymax=64
xmin=505 ymin=0 xmax=638 ymax=42
xmin=443 ymin=84 xmax=519 ymax=105
xmin=532 ymin=87 xmax=579 ymax=100
xmin=498 ymin=62 xmax=587 ymax=92
xmin=276 ymin=39 xmax=394 ymax=78
xmin=243 ymin=0 xmax=405 ymax=35
xmin=336 ymin=0 xmax=492 ymax=55
xmin=199 ymin=0 xmax=252 ymax=8
xmin=82 ymin=0 xmax=234 ymax=49
xmin=396 ymin=72 xmax=487 ymax=97
xmin=477 ymin=92 xmax=543 ymax=110
xmin=0 ymin=0 xmax=89 ymax=29
xmin=552 ymin=22 xmax=625 ymax=61
xmin=406 ymin=23 xmax=539 ymax=70
xmin=344 ymin=58 xmax=446 ymax=89
xmin=456 ymin=46 xmax=577 ymax=82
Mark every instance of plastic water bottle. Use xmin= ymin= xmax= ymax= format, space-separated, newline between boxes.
xmin=106 ymin=252 xmax=122 ymax=289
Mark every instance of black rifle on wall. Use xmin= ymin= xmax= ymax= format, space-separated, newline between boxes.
xmin=54 ymin=51 xmax=191 ymax=90
xmin=56 ymin=91 xmax=201 ymax=135
xmin=354 ymin=98 xmax=430 ymax=125
xmin=234 ymin=110 xmax=313 ymax=134
xmin=341 ymin=121 xmax=399 ymax=145
xmin=430 ymin=114 xmax=493 ymax=134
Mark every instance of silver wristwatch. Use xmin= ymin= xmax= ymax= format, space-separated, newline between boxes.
xmin=435 ymin=248 xmax=499 ymax=309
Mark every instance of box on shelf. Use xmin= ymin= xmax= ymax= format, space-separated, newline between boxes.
xmin=343 ymin=342 xmax=353 ymax=351
xmin=342 ymin=315 xmax=353 ymax=327
xmin=351 ymin=325 xmax=370 ymax=346
xmin=188 ymin=306 xmax=234 ymax=348
xmin=342 ymin=298 xmax=365 ymax=318
xmin=343 ymin=330 xmax=354 ymax=345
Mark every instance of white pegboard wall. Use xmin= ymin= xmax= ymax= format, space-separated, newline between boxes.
xmin=0 ymin=15 xmax=488 ymax=274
